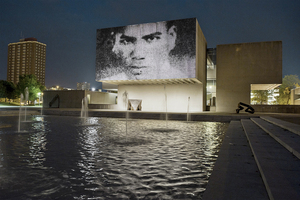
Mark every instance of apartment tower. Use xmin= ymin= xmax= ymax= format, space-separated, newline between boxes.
xmin=7 ymin=37 xmax=46 ymax=85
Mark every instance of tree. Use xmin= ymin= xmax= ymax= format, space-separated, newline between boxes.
xmin=0 ymin=80 xmax=16 ymax=102
xmin=0 ymin=81 xmax=7 ymax=98
xmin=251 ymin=90 xmax=272 ymax=105
xmin=275 ymin=75 xmax=300 ymax=104
xmin=16 ymin=74 xmax=44 ymax=103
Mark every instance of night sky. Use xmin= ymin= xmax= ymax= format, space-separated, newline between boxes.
xmin=1 ymin=0 xmax=299 ymax=89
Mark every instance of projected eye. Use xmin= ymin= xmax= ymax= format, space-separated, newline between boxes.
xmin=144 ymin=35 xmax=161 ymax=43
xmin=120 ymin=39 xmax=130 ymax=45
xmin=119 ymin=36 xmax=135 ymax=45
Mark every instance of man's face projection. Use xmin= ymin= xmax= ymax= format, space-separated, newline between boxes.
xmin=112 ymin=22 xmax=176 ymax=79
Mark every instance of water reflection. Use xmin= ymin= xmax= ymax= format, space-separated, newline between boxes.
xmin=0 ymin=116 xmax=228 ymax=199
xmin=74 ymin=118 xmax=228 ymax=199
xmin=28 ymin=131 xmax=47 ymax=168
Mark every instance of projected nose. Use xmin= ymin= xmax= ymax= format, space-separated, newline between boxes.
xmin=131 ymin=43 xmax=145 ymax=60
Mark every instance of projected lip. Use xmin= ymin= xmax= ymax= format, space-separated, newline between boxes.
xmin=129 ymin=66 xmax=146 ymax=75
xmin=129 ymin=66 xmax=146 ymax=69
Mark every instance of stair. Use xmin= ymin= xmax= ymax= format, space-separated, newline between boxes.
xmin=204 ymin=117 xmax=300 ymax=200
xmin=250 ymin=118 xmax=300 ymax=159
xmin=260 ymin=116 xmax=300 ymax=136
xmin=242 ymin=118 xmax=300 ymax=200
xmin=202 ymin=120 xmax=269 ymax=200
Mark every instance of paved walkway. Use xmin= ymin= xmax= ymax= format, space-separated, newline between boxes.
xmin=202 ymin=121 xmax=269 ymax=200
xmin=203 ymin=116 xmax=300 ymax=200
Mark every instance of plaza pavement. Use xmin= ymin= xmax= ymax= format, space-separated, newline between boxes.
xmin=203 ymin=115 xmax=300 ymax=200
xmin=1 ymin=106 xmax=300 ymax=199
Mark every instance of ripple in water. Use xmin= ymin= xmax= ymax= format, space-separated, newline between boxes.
xmin=0 ymin=116 xmax=228 ymax=199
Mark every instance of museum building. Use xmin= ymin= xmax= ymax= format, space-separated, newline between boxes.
xmin=43 ymin=18 xmax=282 ymax=113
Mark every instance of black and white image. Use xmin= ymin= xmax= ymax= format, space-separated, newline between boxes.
xmin=96 ymin=18 xmax=196 ymax=81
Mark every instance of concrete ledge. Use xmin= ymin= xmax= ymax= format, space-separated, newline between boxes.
xmin=88 ymin=104 xmax=117 ymax=109
xmin=42 ymin=109 xmax=260 ymax=122
xmin=252 ymin=105 xmax=300 ymax=113
xmin=260 ymin=116 xmax=300 ymax=136
xmin=251 ymin=118 xmax=300 ymax=160
xmin=0 ymin=110 xmax=40 ymax=116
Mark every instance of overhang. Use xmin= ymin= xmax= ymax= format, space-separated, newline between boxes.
xmin=99 ymin=78 xmax=202 ymax=85
xmin=251 ymin=84 xmax=281 ymax=90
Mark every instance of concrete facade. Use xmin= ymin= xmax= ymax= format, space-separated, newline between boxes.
xmin=117 ymin=84 xmax=203 ymax=112
xmin=88 ymin=91 xmax=117 ymax=105
xmin=216 ymin=41 xmax=282 ymax=112
xmin=111 ymin=18 xmax=207 ymax=112
xmin=43 ymin=90 xmax=117 ymax=108
xmin=196 ymin=19 xmax=207 ymax=111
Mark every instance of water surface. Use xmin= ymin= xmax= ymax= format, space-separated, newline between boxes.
xmin=0 ymin=116 xmax=228 ymax=199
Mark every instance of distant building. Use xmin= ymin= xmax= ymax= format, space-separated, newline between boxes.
xmin=250 ymin=88 xmax=280 ymax=105
xmin=291 ymin=87 xmax=300 ymax=105
xmin=7 ymin=37 xmax=46 ymax=85
xmin=207 ymin=48 xmax=216 ymax=107
xmin=48 ymin=86 xmax=72 ymax=91
xmin=77 ymin=82 xmax=90 ymax=90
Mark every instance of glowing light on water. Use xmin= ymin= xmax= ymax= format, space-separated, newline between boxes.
xmin=0 ymin=116 xmax=229 ymax=199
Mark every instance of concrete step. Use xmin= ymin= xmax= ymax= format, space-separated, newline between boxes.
xmin=251 ymin=117 xmax=300 ymax=160
xmin=203 ymin=121 xmax=268 ymax=200
xmin=241 ymin=119 xmax=300 ymax=200
xmin=260 ymin=116 xmax=300 ymax=136
xmin=0 ymin=110 xmax=40 ymax=116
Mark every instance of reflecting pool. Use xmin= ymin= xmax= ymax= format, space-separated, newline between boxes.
xmin=0 ymin=116 xmax=228 ymax=199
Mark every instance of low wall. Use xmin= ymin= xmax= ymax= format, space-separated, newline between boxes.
xmin=43 ymin=90 xmax=118 ymax=108
xmin=88 ymin=104 xmax=118 ymax=109
xmin=252 ymin=105 xmax=300 ymax=113
xmin=43 ymin=90 xmax=85 ymax=108
xmin=87 ymin=91 xmax=117 ymax=104
xmin=41 ymin=109 xmax=258 ymax=122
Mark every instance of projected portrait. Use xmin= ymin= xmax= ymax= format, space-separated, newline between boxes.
xmin=96 ymin=18 xmax=196 ymax=81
